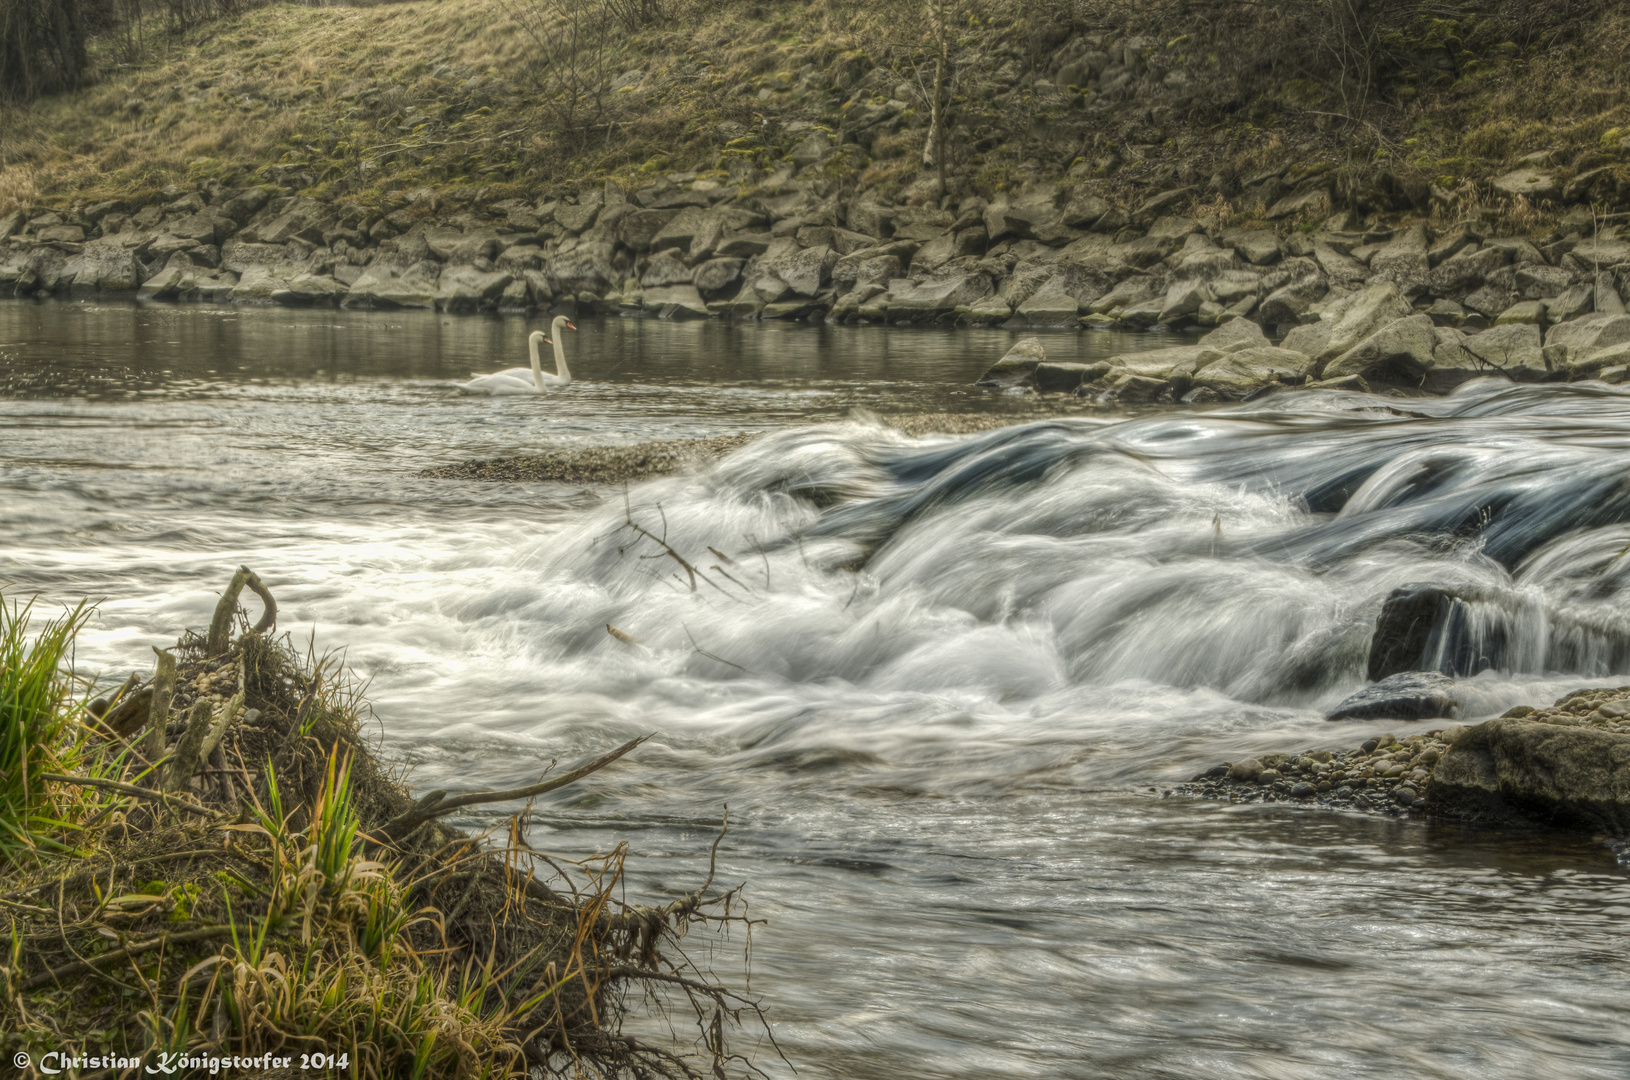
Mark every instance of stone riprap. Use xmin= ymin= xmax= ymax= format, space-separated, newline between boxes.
xmin=5 ymin=168 xmax=1630 ymax=406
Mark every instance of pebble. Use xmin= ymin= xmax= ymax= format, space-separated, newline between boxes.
xmin=1169 ymin=728 xmax=1458 ymax=819
xmin=417 ymin=414 xmax=1040 ymax=485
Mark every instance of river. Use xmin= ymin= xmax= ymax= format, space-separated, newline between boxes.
xmin=3 ymin=301 xmax=1628 ymax=1079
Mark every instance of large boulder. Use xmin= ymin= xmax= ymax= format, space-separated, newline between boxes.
xmin=1192 ymin=346 xmax=1315 ymax=397
xmin=889 ymin=272 xmax=993 ymax=321
xmin=1321 ymin=313 xmax=1437 ymax=383
xmin=1366 ymin=225 xmax=1430 ymax=298
xmin=774 ymin=245 xmax=838 ymax=297
xmin=1312 ymin=282 xmax=1414 ymax=365
xmin=975 ymin=336 xmax=1047 ymax=387
xmin=1427 ymin=244 xmax=1508 ymax=300
xmin=1197 ymin=317 xmax=1270 ymax=354
xmin=1427 ymin=717 xmax=1630 ymax=834
xmin=615 ymin=208 xmax=680 ymax=252
xmin=642 ymin=284 xmax=710 ymax=318
xmin=547 ymin=241 xmax=618 ymax=296
xmin=1461 ymin=323 xmax=1549 ymax=381
xmin=437 ymin=265 xmax=513 ymax=312
xmin=1544 ymin=312 xmax=1630 ymax=356
xmin=692 ymin=257 xmax=743 ymax=294
xmin=341 ymin=260 xmax=443 ymax=309
xmin=1105 ymin=345 xmax=1208 ymax=380
xmin=62 ymin=240 xmax=142 ymax=296
xmin=650 ymin=206 xmax=766 ymax=259
xmin=271 ymin=273 xmax=348 ymax=306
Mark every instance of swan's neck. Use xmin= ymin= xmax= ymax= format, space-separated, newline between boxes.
xmin=528 ymin=335 xmax=544 ymax=389
xmin=551 ymin=331 xmax=571 ymax=385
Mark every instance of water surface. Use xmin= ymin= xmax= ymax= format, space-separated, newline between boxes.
xmin=2 ymin=302 xmax=1627 ymax=1079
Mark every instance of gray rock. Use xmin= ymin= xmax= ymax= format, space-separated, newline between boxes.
xmin=615 ymin=208 xmax=680 ymax=252
xmin=976 ymin=336 xmax=1047 ymax=386
xmin=1566 ymin=341 xmax=1630 ymax=380
xmin=1106 ymin=345 xmax=1208 ymax=380
xmin=1290 ymin=781 xmax=1316 ymax=799
xmin=62 ymin=241 xmax=142 ymax=295
xmin=1229 ymin=758 xmax=1265 ymax=782
xmin=1465 ymin=323 xmax=1551 ymax=379
xmin=1314 ymin=243 xmax=1369 ymax=285
xmin=1516 ymin=263 xmax=1571 ymax=300
xmin=715 ymin=231 xmax=774 ymax=258
xmin=642 ymin=284 xmax=710 ymax=318
xmin=1463 ymin=265 xmax=1521 ymax=317
xmin=1366 ymin=225 xmax=1430 ymax=299
xmin=1427 ymin=718 xmax=1630 ymax=834
xmin=1197 ymin=318 xmax=1270 ymax=354
xmin=1194 ymin=346 xmax=1316 ymax=397
xmin=1088 ymin=275 xmax=1163 ymax=315
xmin=271 ymin=273 xmax=348 ymax=306
xmin=1492 ymin=168 xmax=1558 ymax=199
xmin=651 ymin=206 xmax=765 ymax=259
xmin=1266 ymin=189 xmax=1328 ymax=219
xmin=1544 ymin=312 xmax=1630 ymax=354
xmin=1223 ymin=228 xmax=1281 ymax=266
xmin=1258 ymin=278 xmax=1326 ymax=326
xmin=554 ymin=200 xmax=601 ymax=233
xmin=775 ymin=244 xmax=838 ymax=297
xmin=1322 ymin=313 xmax=1437 ymax=383
xmin=1428 ymin=244 xmax=1507 ymax=300
xmin=1013 ymin=282 xmax=1084 ymax=327
xmin=547 ymin=241 xmax=618 ymax=297
xmin=1326 ymin=672 xmax=1459 ymax=722
xmin=1495 ymin=300 xmax=1547 ymax=326
xmin=341 ymin=260 xmax=442 ymax=309
xmin=1393 ymin=786 xmax=1418 ymax=806
xmin=639 ymin=250 xmax=693 ymax=288
xmin=693 ymin=257 xmax=744 ymax=294
xmin=1546 ymin=284 xmax=1595 ymax=323
xmin=890 ymin=272 xmax=993 ymax=321
xmin=1104 ymin=373 xmax=1170 ymax=403
xmin=437 ymin=265 xmax=513 ymax=312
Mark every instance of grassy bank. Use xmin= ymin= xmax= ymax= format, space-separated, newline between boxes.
xmin=2 ymin=0 xmax=1628 ymax=223
xmin=0 ymin=569 xmax=758 ymax=1077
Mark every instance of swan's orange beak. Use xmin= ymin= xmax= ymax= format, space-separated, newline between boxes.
xmin=565 ymin=321 xmax=578 ymax=331
xmin=542 ymin=338 xmax=553 ymax=344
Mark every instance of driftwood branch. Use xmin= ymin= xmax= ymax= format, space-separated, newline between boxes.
xmin=145 ymin=648 xmax=177 ymax=769
xmin=42 ymin=774 xmax=217 ymax=819
xmin=22 ymin=925 xmax=234 ymax=990
xmin=375 ymin=735 xmax=649 ymax=844
xmin=165 ymin=699 xmax=214 ymax=794
xmin=206 ymin=566 xmax=277 ymax=656
xmin=100 ymin=685 xmax=154 ymax=739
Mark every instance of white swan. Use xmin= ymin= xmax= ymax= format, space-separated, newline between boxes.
xmin=458 ymin=316 xmax=577 ymax=395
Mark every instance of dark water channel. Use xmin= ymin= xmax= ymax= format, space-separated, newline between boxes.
xmin=2 ymin=301 xmax=1628 ymax=1079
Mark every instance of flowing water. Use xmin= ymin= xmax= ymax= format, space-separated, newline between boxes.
xmin=3 ymin=302 xmax=1629 ymax=1079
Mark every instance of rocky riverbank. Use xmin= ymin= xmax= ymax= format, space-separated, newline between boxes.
xmin=4 ymin=161 xmax=1628 ymax=401
xmin=1174 ymin=685 xmax=1630 ymax=838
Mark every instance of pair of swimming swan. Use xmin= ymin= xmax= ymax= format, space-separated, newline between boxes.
xmin=459 ymin=315 xmax=577 ymax=395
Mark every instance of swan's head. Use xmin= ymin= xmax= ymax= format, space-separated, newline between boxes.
xmin=528 ymin=330 xmax=547 ymax=344
xmin=551 ymin=315 xmax=578 ymax=333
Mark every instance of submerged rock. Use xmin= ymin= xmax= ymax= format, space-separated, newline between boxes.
xmin=1326 ymin=672 xmax=1459 ymax=722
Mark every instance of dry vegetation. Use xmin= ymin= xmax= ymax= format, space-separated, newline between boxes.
xmin=0 ymin=570 xmax=766 ymax=1078
xmin=0 ymin=0 xmax=1627 ymax=220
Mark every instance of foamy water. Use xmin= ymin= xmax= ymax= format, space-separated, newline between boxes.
xmin=4 ymin=302 xmax=1628 ymax=1079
